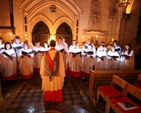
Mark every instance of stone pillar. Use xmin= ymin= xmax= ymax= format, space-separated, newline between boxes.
xmin=119 ymin=18 xmax=126 ymax=48
xmin=114 ymin=6 xmax=125 ymax=42
xmin=108 ymin=18 xmax=113 ymax=42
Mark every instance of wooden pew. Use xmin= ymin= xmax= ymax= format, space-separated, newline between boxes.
xmin=89 ymin=70 xmax=123 ymax=98
xmin=122 ymin=70 xmax=141 ymax=83
xmin=89 ymin=70 xmax=141 ymax=99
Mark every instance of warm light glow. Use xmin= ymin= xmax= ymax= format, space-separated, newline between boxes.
xmin=125 ymin=0 xmax=134 ymax=14
xmin=25 ymin=33 xmax=27 ymax=37
xmin=25 ymin=33 xmax=28 ymax=40
xmin=82 ymin=37 xmax=84 ymax=41
xmin=126 ymin=4 xmax=131 ymax=13
xmin=10 ymin=33 xmax=12 ymax=39
xmin=48 ymin=34 xmax=56 ymax=43
xmin=112 ymin=38 xmax=114 ymax=42
xmin=96 ymin=35 xmax=98 ymax=41
xmin=10 ymin=33 xmax=12 ymax=36
xmin=122 ymin=0 xmax=128 ymax=3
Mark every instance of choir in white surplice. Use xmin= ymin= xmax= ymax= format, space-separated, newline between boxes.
xmin=95 ymin=42 xmax=107 ymax=70
xmin=55 ymin=37 xmax=68 ymax=75
xmin=1 ymin=42 xmax=17 ymax=80
xmin=68 ymin=40 xmax=82 ymax=78
xmin=33 ymin=41 xmax=45 ymax=72
xmin=19 ymin=42 xmax=34 ymax=79
xmin=0 ymin=36 xmax=135 ymax=80
xmin=12 ymin=36 xmax=23 ymax=74
xmin=81 ymin=39 xmax=96 ymax=77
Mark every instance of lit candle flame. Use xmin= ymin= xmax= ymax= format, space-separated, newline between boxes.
xmin=10 ymin=33 xmax=12 ymax=40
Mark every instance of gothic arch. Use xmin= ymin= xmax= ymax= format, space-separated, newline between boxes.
xmin=32 ymin=21 xmax=50 ymax=46
xmin=30 ymin=15 xmax=52 ymax=34
xmin=54 ymin=17 xmax=74 ymax=35
xmin=20 ymin=0 xmax=82 ymax=22
xmin=56 ymin=22 xmax=72 ymax=46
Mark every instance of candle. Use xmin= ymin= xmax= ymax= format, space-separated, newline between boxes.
xmin=96 ymin=35 xmax=98 ymax=41
xmin=10 ymin=33 xmax=12 ymax=40
xmin=82 ymin=37 xmax=84 ymax=41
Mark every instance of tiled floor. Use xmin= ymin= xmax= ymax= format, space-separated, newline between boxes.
xmin=0 ymin=74 xmax=100 ymax=113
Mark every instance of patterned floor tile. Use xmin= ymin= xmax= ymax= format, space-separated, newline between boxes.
xmin=0 ymin=74 xmax=99 ymax=113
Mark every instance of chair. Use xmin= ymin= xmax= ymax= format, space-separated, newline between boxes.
xmin=107 ymin=83 xmax=141 ymax=113
xmin=134 ymin=74 xmax=141 ymax=89
xmin=96 ymin=75 xmax=128 ymax=113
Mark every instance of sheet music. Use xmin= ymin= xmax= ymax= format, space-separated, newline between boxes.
xmin=117 ymin=102 xmax=138 ymax=111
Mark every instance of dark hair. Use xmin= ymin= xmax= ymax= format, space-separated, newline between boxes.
xmin=50 ymin=40 xmax=56 ymax=47
xmin=35 ymin=41 xmax=40 ymax=43
xmin=124 ymin=43 xmax=132 ymax=54
xmin=113 ymin=40 xmax=118 ymax=44
xmin=101 ymin=42 xmax=105 ymax=47
xmin=59 ymin=37 xmax=63 ymax=40
xmin=15 ymin=36 xmax=20 ymax=39
xmin=4 ymin=42 xmax=12 ymax=49
xmin=23 ymin=41 xmax=29 ymax=49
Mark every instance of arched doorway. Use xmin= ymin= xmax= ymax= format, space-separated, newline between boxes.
xmin=32 ymin=21 xmax=50 ymax=46
xmin=56 ymin=23 xmax=72 ymax=46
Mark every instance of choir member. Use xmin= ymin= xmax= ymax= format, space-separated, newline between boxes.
xmin=33 ymin=41 xmax=44 ymax=72
xmin=68 ymin=40 xmax=76 ymax=52
xmin=55 ymin=37 xmax=68 ymax=75
xmin=19 ymin=41 xmax=34 ymax=79
xmin=81 ymin=38 xmax=96 ymax=77
xmin=95 ymin=42 xmax=107 ymax=70
xmin=1 ymin=42 xmax=17 ymax=80
xmin=25 ymin=39 xmax=34 ymax=49
xmin=40 ymin=39 xmax=65 ymax=102
xmin=106 ymin=41 xmax=113 ymax=51
xmin=12 ymin=36 xmax=23 ymax=74
xmin=62 ymin=38 xmax=68 ymax=49
xmin=113 ymin=40 xmax=121 ymax=55
xmin=12 ymin=36 xmax=23 ymax=55
xmin=69 ymin=41 xmax=82 ymax=78
xmin=119 ymin=43 xmax=134 ymax=70
xmin=68 ymin=40 xmax=76 ymax=66
xmin=106 ymin=46 xmax=120 ymax=70
xmin=43 ymin=41 xmax=50 ymax=51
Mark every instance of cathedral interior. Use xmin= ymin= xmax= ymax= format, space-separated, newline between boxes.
xmin=0 ymin=0 xmax=141 ymax=113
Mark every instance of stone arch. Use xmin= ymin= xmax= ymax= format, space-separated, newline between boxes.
xmin=30 ymin=15 xmax=52 ymax=34
xmin=53 ymin=17 xmax=74 ymax=35
xmin=56 ymin=23 xmax=72 ymax=46
xmin=32 ymin=21 xmax=50 ymax=46
xmin=20 ymin=0 xmax=82 ymax=22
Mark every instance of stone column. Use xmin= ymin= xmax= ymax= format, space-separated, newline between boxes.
xmin=108 ymin=18 xmax=114 ymax=42
xmin=114 ymin=6 xmax=125 ymax=42
xmin=119 ymin=18 xmax=126 ymax=48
